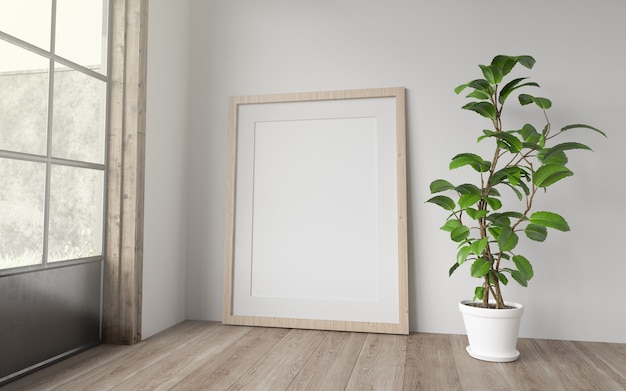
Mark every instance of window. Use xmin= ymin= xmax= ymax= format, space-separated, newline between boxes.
xmin=1 ymin=0 xmax=147 ymax=347
xmin=0 ymin=1 xmax=108 ymax=272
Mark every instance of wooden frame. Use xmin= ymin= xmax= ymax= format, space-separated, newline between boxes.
xmin=223 ymin=87 xmax=408 ymax=334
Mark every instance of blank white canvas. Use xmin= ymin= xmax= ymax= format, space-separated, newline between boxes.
xmin=251 ymin=117 xmax=378 ymax=301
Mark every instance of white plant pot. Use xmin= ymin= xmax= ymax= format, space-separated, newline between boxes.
xmin=459 ymin=300 xmax=524 ymax=362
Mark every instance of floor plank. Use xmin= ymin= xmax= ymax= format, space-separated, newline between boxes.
xmin=62 ymin=321 xmax=221 ymax=391
xmin=225 ymin=328 xmax=325 ymax=391
xmin=533 ymin=339 xmax=626 ymax=391
xmin=286 ymin=331 xmax=366 ymax=391
xmin=3 ymin=321 xmax=626 ymax=391
xmin=170 ymin=326 xmax=290 ymax=390
xmin=2 ymin=344 xmax=123 ymax=391
xmin=344 ymin=333 xmax=406 ymax=391
xmin=403 ymin=333 xmax=461 ymax=391
xmin=573 ymin=340 xmax=626 ymax=387
xmin=450 ymin=334 xmax=526 ymax=391
xmin=509 ymin=338 xmax=567 ymax=390
xmin=110 ymin=325 xmax=253 ymax=391
xmin=2 ymin=320 xmax=211 ymax=391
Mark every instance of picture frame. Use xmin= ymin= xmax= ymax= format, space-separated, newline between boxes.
xmin=223 ymin=87 xmax=408 ymax=334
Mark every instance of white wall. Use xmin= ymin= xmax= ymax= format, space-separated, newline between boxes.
xmin=179 ymin=0 xmax=626 ymax=342
xmin=142 ymin=0 xmax=191 ymax=339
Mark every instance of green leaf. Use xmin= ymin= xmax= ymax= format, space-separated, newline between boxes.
xmin=528 ymin=134 xmax=545 ymax=149
xmin=449 ymin=153 xmax=491 ymax=172
xmin=490 ymin=55 xmax=535 ymax=74
xmin=462 ymin=101 xmax=497 ymax=120
xmin=518 ymin=94 xmax=533 ymax=105
xmin=510 ymin=270 xmax=528 ymax=287
xmin=497 ymin=132 xmax=524 ymax=153
xmin=499 ymin=78 xmax=540 ymax=104
xmin=458 ymin=193 xmax=482 ymax=209
xmin=456 ymin=79 xmax=493 ymax=96
xmin=521 ymin=123 xmax=541 ymax=144
xmin=467 ymin=79 xmax=492 ymax=90
xmin=484 ymin=187 xmax=501 ymax=197
xmin=498 ymin=226 xmax=519 ymax=252
xmin=471 ymin=258 xmax=491 ymax=278
xmin=488 ymin=226 xmax=501 ymax=240
xmin=457 ymin=246 xmax=471 ymax=265
xmin=426 ymin=195 xmax=456 ymax=211
xmin=488 ymin=211 xmax=525 ymax=226
xmin=470 ymin=237 xmax=489 ymax=256
xmin=490 ymin=167 xmax=527 ymax=187
xmin=473 ymin=286 xmax=485 ymax=301
xmin=449 ymin=262 xmax=460 ymax=276
xmin=498 ymin=211 xmax=526 ymax=219
xmin=516 ymin=55 xmax=536 ymax=69
xmin=466 ymin=207 xmax=489 ymax=220
xmin=480 ymin=64 xmax=503 ymax=85
xmin=533 ymin=164 xmax=573 ymax=187
xmin=525 ymin=223 xmax=548 ymax=241
xmin=497 ymin=252 xmax=511 ymax=261
xmin=467 ymin=89 xmax=491 ymax=100
xmin=540 ymin=142 xmax=593 ymax=164
xmin=477 ymin=129 xmax=496 ymax=142
xmin=440 ymin=219 xmax=462 ymax=232
xmin=488 ymin=214 xmax=511 ymax=227
xmin=454 ymin=83 xmax=469 ymax=95
xmin=479 ymin=131 xmax=523 ymax=153
xmin=486 ymin=197 xmax=502 ymax=210
xmin=451 ymin=225 xmax=471 ymax=242
xmin=499 ymin=77 xmax=526 ymax=103
xmin=494 ymin=271 xmax=509 ymax=285
xmin=518 ymin=94 xmax=552 ymax=109
xmin=430 ymin=179 xmax=456 ymax=193
xmin=561 ymin=123 xmax=607 ymax=138
xmin=537 ymin=149 xmax=568 ymax=165
xmin=455 ymin=183 xmax=481 ymax=195
xmin=530 ymin=211 xmax=571 ymax=232
xmin=491 ymin=55 xmax=517 ymax=76
xmin=512 ymin=255 xmax=534 ymax=281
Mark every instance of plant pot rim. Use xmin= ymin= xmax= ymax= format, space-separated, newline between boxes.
xmin=459 ymin=299 xmax=524 ymax=318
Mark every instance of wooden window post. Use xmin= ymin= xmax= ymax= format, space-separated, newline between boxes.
xmin=102 ymin=0 xmax=148 ymax=345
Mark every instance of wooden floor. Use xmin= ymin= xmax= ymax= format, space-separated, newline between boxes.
xmin=4 ymin=320 xmax=626 ymax=390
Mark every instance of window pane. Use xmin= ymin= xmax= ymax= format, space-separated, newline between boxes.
xmin=55 ymin=0 xmax=108 ymax=74
xmin=0 ymin=41 xmax=49 ymax=155
xmin=0 ymin=158 xmax=46 ymax=269
xmin=0 ymin=0 xmax=51 ymax=51
xmin=0 ymin=38 xmax=50 ymax=74
xmin=52 ymin=64 xmax=106 ymax=164
xmin=48 ymin=165 xmax=103 ymax=262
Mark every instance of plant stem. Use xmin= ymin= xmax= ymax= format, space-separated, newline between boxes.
xmin=480 ymin=88 xmax=506 ymax=309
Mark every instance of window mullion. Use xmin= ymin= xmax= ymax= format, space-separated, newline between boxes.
xmin=41 ymin=0 xmax=58 ymax=266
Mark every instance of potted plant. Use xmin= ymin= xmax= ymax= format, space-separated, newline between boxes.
xmin=427 ymin=55 xmax=606 ymax=362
